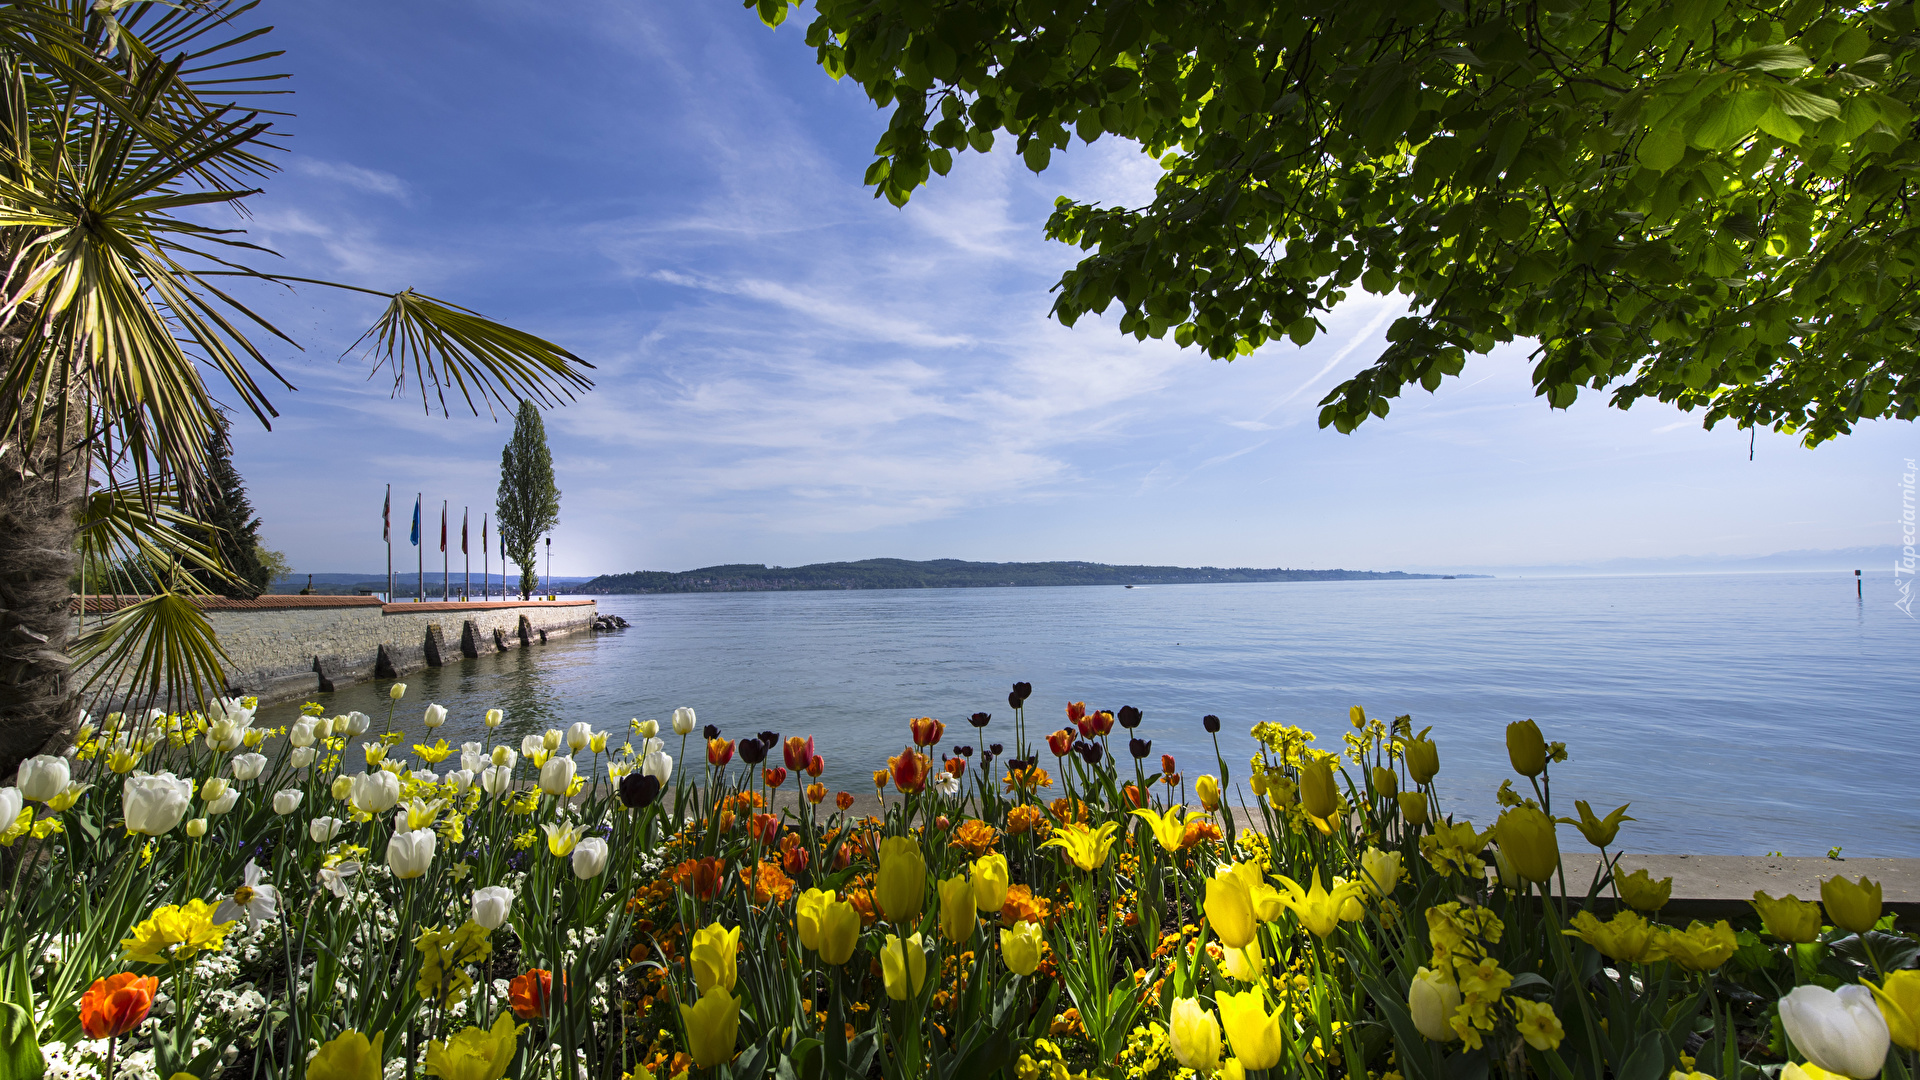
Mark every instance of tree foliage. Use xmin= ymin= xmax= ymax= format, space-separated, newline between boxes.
xmin=751 ymin=0 xmax=1920 ymax=444
xmin=188 ymin=414 xmax=270 ymax=599
xmin=496 ymin=399 xmax=561 ymax=601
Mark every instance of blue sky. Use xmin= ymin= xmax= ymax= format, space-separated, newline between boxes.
xmin=219 ymin=1 xmax=1918 ymax=579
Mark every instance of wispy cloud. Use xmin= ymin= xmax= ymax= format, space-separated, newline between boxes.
xmin=292 ymin=158 xmax=411 ymax=200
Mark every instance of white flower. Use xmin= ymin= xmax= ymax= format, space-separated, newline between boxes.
xmin=424 ymin=703 xmax=448 ymax=729
xmin=387 ymin=830 xmax=436 ymax=879
xmin=0 ymin=787 xmax=23 ymax=830
xmin=206 ymin=789 xmax=239 ymax=815
xmin=934 ymin=772 xmax=960 ymax=797
xmin=313 ymin=715 xmax=336 ymax=739
xmin=539 ymin=755 xmax=577 ymax=796
xmin=491 ymin=746 xmax=518 ymax=770
xmin=642 ymin=737 xmax=665 ymax=757
xmin=1779 ymin=985 xmax=1891 ymax=1079
xmin=289 ymin=747 xmax=318 ymax=769
xmin=632 ymin=719 xmax=659 ymax=739
xmin=212 ymin=860 xmax=281 ymax=929
xmin=471 ymin=885 xmax=515 ymax=929
xmin=480 ymin=765 xmax=514 ymax=798
xmin=483 ymin=708 xmax=504 ymax=728
xmin=542 ymin=729 xmax=563 ymax=752
xmin=641 ymin=751 xmax=673 ymax=787
xmin=671 ymin=707 xmax=697 ymax=735
xmin=271 ymin=789 xmax=304 ymax=815
xmin=565 ymin=722 xmax=593 ymax=752
xmin=339 ymin=711 xmax=371 ymax=736
xmin=123 ymin=773 xmax=192 ymax=836
xmin=206 ymin=720 xmax=243 ymax=752
xmin=410 ymin=769 xmax=439 ymax=786
xmin=520 ymin=735 xmax=544 ymax=757
xmin=289 ymin=720 xmax=317 ymax=748
xmin=459 ymin=752 xmax=484 ymax=775
xmin=389 ymin=683 xmax=407 ymax=700
xmin=309 ymin=816 xmax=345 ymax=843
xmin=570 ymin=837 xmax=610 ymax=879
xmin=350 ymin=770 xmax=401 ymax=814
xmin=317 ymin=860 xmax=360 ymax=899
xmin=229 ymin=753 xmax=267 ymax=781
xmin=186 ymin=818 xmax=208 ymax=837
xmin=446 ymin=769 xmax=474 ymax=794
xmin=17 ymin=755 xmax=70 ymax=802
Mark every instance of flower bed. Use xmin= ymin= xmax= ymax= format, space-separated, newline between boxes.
xmin=3 ymin=687 xmax=1915 ymax=1080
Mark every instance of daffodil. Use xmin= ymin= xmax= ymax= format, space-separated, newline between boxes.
xmin=121 ymin=899 xmax=236 ymax=964
xmin=1515 ymin=999 xmax=1565 ymax=1050
xmin=211 ymin=860 xmax=281 ymax=930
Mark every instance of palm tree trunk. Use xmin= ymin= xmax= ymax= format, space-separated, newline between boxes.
xmin=0 ymin=387 xmax=82 ymax=780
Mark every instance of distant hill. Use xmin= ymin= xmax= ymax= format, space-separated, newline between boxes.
xmin=577 ymin=558 xmax=1464 ymax=594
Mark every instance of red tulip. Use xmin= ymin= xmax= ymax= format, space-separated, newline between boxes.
xmin=764 ymin=766 xmax=787 ymax=788
xmin=707 ymin=738 xmax=735 ymax=766
xmin=909 ymin=717 xmax=945 ymax=747
xmin=80 ymin=973 xmax=157 ymax=1040
xmin=783 ymin=735 xmax=815 ymax=772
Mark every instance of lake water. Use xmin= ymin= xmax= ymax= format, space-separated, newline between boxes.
xmin=262 ymin=572 xmax=1920 ymax=857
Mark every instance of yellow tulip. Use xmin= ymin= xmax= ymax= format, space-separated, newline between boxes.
xmin=1784 ymin=1064 xmax=1851 ymax=1080
xmin=1360 ymin=847 xmax=1402 ymax=897
xmin=422 ymin=1012 xmax=521 ymax=1080
xmin=1751 ymin=891 xmax=1822 ymax=944
xmin=1408 ymin=967 xmax=1461 ymax=1041
xmin=817 ymin=896 xmax=861 ymax=966
xmin=1221 ymin=1060 xmax=1247 ymax=1080
xmin=307 ymin=1029 xmax=384 ymax=1080
xmin=1272 ymin=873 xmax=1367 ymax=939
xmin=680 ymin=987 xmax=740 ymax=1069
xmin=1870 ymin=970 xmax=1920 ymax=1051
xmin=1397 ymin=791 xmax=1430 ymax=826
xmin=1000 ymin=921 xmax=1044 ymax=976
xmin=1661 ymin=920 xmax=1737 ymax=972
xmin=690 ymin=922 xmax=739 ymax=996
xmin=876 ymin=836 xmax=926 ymax=924
xmin=881 ymin=932 xmax=927 ymax=1000
xmin=1221 ymin=938 xmax=1265 ymax=982
xmin=1205 ymin=864 xmax=1260 ymax=949
xmin=1371 ymin=766 xmax=1398 ymax=799
xmin=541 ymin=822 xmax=581 ymax=857
xmin=1561 ymin=800 xmax=1633 ymax=849
xmin=1298 ymin=757 xmax=1338 ymax=821
xmin=1131 ymin=804 xmax=1190 ymax=853
xmin=1168 ymin=998 xmax=1222 ymax=1074
xmin=795 ymin=888 xmax=833 ymax=952
xmin=1494 ymin=806 xmax=1559 ymax=884
xmin=972 ymin=853 xmax=1009 ymax=913
xmin=1195 ymin=775 xmax=1221 ymax=811
xmin=939 ymin=874 xmax=974 ymax=944
xmin=1613 ymin=868 xmax=1671 ymax=912
xmin=1400 ymin=727 xmax=1439 ymax=784
xmin=1042 ymin=820 xmax=1119 ymax=871
xmin=1216 ymin=990 xmax=1284 ymax=1070
xmin=1820 ymin=875 xmax=1883 ymax=935
xmin=1505 ymin=719 xmax=1546 ymax=777
xmin=1564 ymin=909 xmax=1667 ymax=964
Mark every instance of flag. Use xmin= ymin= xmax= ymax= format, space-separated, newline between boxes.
xmin=410 ymin=496 xmax=420 ymax=546
xmin=440 ymin=502 xmax=447 ymax=553
xmin=461 ymin=508 xmax=469 ymax=555
xmin=383 ymin=485 xmax=390 ymax=543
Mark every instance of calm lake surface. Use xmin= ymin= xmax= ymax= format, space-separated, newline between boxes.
xmin=263 ymin=572 xmax=1920 ymax=857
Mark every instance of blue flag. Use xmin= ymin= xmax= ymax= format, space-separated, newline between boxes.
xmin=410 ymin=496 xmax=421 ymax=546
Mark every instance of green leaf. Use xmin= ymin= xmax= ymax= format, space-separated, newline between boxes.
xmin=1637 ymin=126 xmax=1687 ymax=171
xmin=1734 ymin=44 xmax=1812 ymax=72
xmin=1022 ymin=140 xmax=1051 ymax=172
xmin=1771 ymin=85 xmax=1841 ymax=121
xmin=1689 ymin=89 xmax=1773 ymax=149
xmin=1756 ymin=107 xmax=1805 ymax=143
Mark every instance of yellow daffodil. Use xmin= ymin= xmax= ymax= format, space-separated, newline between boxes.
xmin=876 ymin=836 xmax=926 ymax=924
xmin=1820 ymin=875 xmax=1883 ymax=935
xmin=1272 ymin=873 xmax=1367 ymax=939
xmin=1752 ymin=891 xmax=1823 ymax=943
xmin=1131 ymin=804 xmax=1192 ymax=853
xmin=972 ymin=853 xmax=1009 ymax=913
xmin=1870 ymin=970 xmax=1920 ymax=1051
xmin=1505 ymin=719 xmax=1546 ymax=777
xmin=121 ymin=899 xmax=236 ymax=964
xmin=881 ymin=932 xmax=927 ymax=1000
xmin=1616 ymin=869 xmax=1672 ymax=912
xmin=1042 ymin=820 xmax=1120 ymax=871
xmin=402 ymin=798 xmax=447 ymax=833
xmin=413 ymin=740 xmax=452 ymax=764
xmin=1420 ymin=819 xmax=1490 ymax=878
xmin=679 ymin=987 xmax=740 ymax=1069
xmin=691 ymin=922 xmax=739 ymax=996
xmin=1216 ymin=990 xmax=1284 ymax=1070
xmin=307 ymin=1030 xmax=383 ymax=1080
xmin=414 ymin=922 xmax=493 ymax=1007
xmin=1515 ymin=999 xmax=1566 ymax=1050
xmin=1001 ymin=921 xmax=1044 ymax=976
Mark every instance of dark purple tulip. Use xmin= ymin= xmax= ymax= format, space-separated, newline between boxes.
xmin=739 ymin=737 xmax=769 ymax=765
xmin=969 ymin=712 xmax=992 ymax=728
xmin=1202 ymin=714 xmax=1221 ymax=733
xmin=619 ymin=773 xmax=660 ymax=808
xmin=1074 ymin=741 xmax=1103 ymax=765
xmin=1007 ymin=691 xmax=1021 ymax=709
xmin=1012 ymin=682 xmax=1033 ymax=704
xmin=759 ymin=730 xmax=779 ymax=749
xmin=1128 ymin=737 xmax=1152 ymax=760
xmin=989 ymin=743 xmax=1004 ymax=756
xmin=955 ymin=745 xmax=974 ymax=757
xmin=1117 ymin=706 xmax=1143 ymax=729
xmin=703 ymin=724 xmax=720 ymax=740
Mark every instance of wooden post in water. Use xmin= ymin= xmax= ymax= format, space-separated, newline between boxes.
xmin=1856 ymin=569 xmax=1862 ymax=598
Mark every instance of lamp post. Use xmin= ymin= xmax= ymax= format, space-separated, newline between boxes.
xmin=545 ymin=537 xmax=552 ymax=599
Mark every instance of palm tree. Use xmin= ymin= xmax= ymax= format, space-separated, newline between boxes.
xmin=0 ymin=2 xmax=594 ymax=776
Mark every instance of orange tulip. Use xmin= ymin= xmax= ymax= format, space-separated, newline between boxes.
xmin=944 ymin=757 xmax=966 ymax=778
xmin=690 ymin=857 xmax=726 ymax=900
xmin=1066 ymin=702 xmax=1086 ymax=724
xmin=80 ymin=973 xmax=158 ymax=1040
xmin=807 ymin=754 xmax=825 ymax=778
xmin=780 ymin=833 xmax=810 ymax=876
xmin=509 ymin=968 xmax=552 ymax=1019
xmin=909 ymin=717 xmax=945 ymax=747
xmin=1080 ymin=710 xmax=1115 ymax=737
xmin=1123 ymin=783 xmax=1145 ymax=808
xmin=763 ymin=767 xmax=787 ymax=789
xmin=1047 ymin=729 xmax=1076 ymax=757
xmin=836 ymin=791 xmax=856 ymax=811
xmin=889 ymin=748 xmax=931 ymax=794
xmin=750 ymin=812 xmax=780 ymax=846
xmin=872 ymin=769 xmax=890 ymax=791
xmin=805 ymin=782 xmax=827 ymax=804
xmin=783 ymin=736 xmax=815 ymax=771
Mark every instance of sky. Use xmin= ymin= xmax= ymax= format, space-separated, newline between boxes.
xmin=210 ymin=1 xmax=1920 ymax=579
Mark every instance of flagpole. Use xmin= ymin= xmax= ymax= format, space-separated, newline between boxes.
xmin=463 ymin=506 xmax=470 ymax=601
xmin=483 ymin=513 xmax=489 ymax=602
xmin=416 ymin=492 xmax=423 ymax=602
xmin=384 ymin=484 xmax=392 ymax=603
xmin=441 ymin=500 xmax=449 ymax=601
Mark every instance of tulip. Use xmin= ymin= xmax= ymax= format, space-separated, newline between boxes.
xmin=1217 ymin=990 xmax=1285 ymax=1070
xmin=340 ymin=711 xmax=372 ymax=735
xmin=80 ymin=972 xmax=159 ymax=1039
xmin=1617 ymin=868 xmax=1672 ymax=912
xmin=542 ymin=822 xmax=582 ymax=856
xmin=1370 ymin=765 xmax=1398 ymax=799
xmin=1398 ymin=791 xmax=1430 ymax=826
xmin=424 ymin=703 xmax=448 ymax=729
xmin=310 ymin=816 xmax=345 ymax=843
xmin=508 ymin=969 xmax=551 ymax=1019
xmin=1222 ymin=938 xmax=1265 ymax=982
xmin=672 ymin=707 xmax=697 ymax=735
xmin=571 ymin=837 xmax=610 ymax=879
xmin=330 ymin=774 xmax=355 ymax=801
xmin=518 ymin=735 xmax=543 ymax=757
xmin=479 ymin=766 xmax=513 ymax=799
xmin=1169 ymin=998 xmax=1222 ymax=1074
xmin=818 ymin=896 xmax=861 ymax=965
xmin=484 ymin=708 xmax=505 ymax=728
xmin=691 ymin=922 xmax=740 ymax=996
xmin=707 ymin=738 xmax=734 ymax=767
xmin=1043 ymin=820 xmax=1120 ymax=871
xmin=1786 ymin=1065 xmax=1857 ymax=1080
xmin=446 ymin=769 xmax=474 ymax=794
xmin=1563 ymin=800 xmax=1634 ymax=849
xmin=229 ymin=752 xmax=267 ymax=781
xmin=1205 ymin=864 xmax=1261 ymax=949
xmin=421 ymin=1011 xmax=519 ymax=1080
xmin=1566 ymin=909 xmax=1668 ymax=964
xmin=939 ymin=874 xmax=975 ymax=944
xmin=1401 ymin=727 xmax=1440 ymax=784
xmin=1132 ymin=805 xmax=1191 ymax=853
xmin=909 ymin=716 xmax=945 ymax=746
xmin=1495 ymin=806 xmax=1560 ymax=884
xmin=881 ymin=932 xmax=928 ymax=1000
xmin=1663 ymin=920 xmax=1738 ymax=972
xmin=562 ymin=721 xmax=590 ymax=752
xmin=1408 ymin=966 xmax=1462 ymax=1041
xmin=973 ymin=853 xmax=1010 ymax=913
xmin=1360 ymin=847 xmax=1403 ymax=896
xmin=889 ymin=747 xmax=930 ymax=793
xmin=1001 ymin=921 xmax=1044 ymax=975
xmin=1506 ymin=719 xmax=1547 ymax=776
xmin=1752 ymin=890 xmax=1823 ymax=943
xmin=185 ymin=817 xmax=208 ymax=837
xmin=18 ymin=755 xmax=69 ymax=802
xmin=877 ymin=836 xmax=926 ymax=923
xmin=1872 ymin=971 xmax=1920 ymax=1052
xmin=641 ymin=750 xmax=672 ymax=787
xmin=48 ymin=782 xmax=89 ymax=812
xmin=619 ymin=773 xmax=661 ymax=808
xmin=1297 ymin=758 xmax=1339 ymax=822
xmin=1779 ymin=985 xmax=1891 ymax=1079
xmin=289 ymin=720 xmax=317 ymax=748
xmin=1274 ymin=873 xmax=1367 ymax=938
xmin=680 ymin=987 xmax=739 ymax=1069
xmin=307 ymin=1029 xmax=383 ymax=1080
xmin=783 ymin=735 xmax=815 ymax=771
xmin=389 ymin=683 xmax=407 ymax=700
xmin=796 ymin=888 xmax=834 ymax=951
xmin=288 ymin=747 xmax=317 ymax=769
xmin=1822 ymin=876 xmax=1884 ymax=935
xmin=1196 ymin=774 xmax=1221 ymax=810
xmin=471 ymin=885 xmax=514 ymax=930
xmin=387 ymin=829 xmax=436 ymax=879
xmin=537 ymin=755 xmax=576 ymax=797
xmin=272 ymin=789 xmax=304 ymax=815
xmin=123 ymin=772 xmax=192 ymax=835
xmin=350 ymin=770 xmax=400 ymax=814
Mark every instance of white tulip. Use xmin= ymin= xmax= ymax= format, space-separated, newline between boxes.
xmin=0 ymin=788 xmax=22 ymax=830
xmin=641 ymin=750 xmax=673 ymax=787
xmin=339 ymin=711 xmax=371 ymax=736
xmin=313 ymin=716 xmax=336 ymax=739
xmin=18 ymin=755 xmax=70 ymax=802
xmin=480 ymin=765 xmax=514 ymax=798
xmin=1780 ymin=985 xmax=1891 ymax=1079
xmin=641 ymin=737 xmax=665 ymax=757
xmin=389 ymin=683 xmax=407 ymax=700
xmin=542 ymin=729 xmax=563 ymax=752
xmin=387 ymin=829 xmax=436 ymax=879
xmin=309 ymin=816 xmax=345 ymax=842
xmin=201 ymin=777 xmax=231 ymax=803
xmin=424 ymin=703 xmax=448 ymax=729
xmin=460 ymin=751 xmax=485 ymax=774
xmin=446 ymin=769 xmax=474 ymax=794
xmin=484 ymin=708 xmax=504 ymax=728
xmin=185 ymin=818 xmax=208 ymax=837
xmin=539 ymin=755 xmax=577 ymax=796
xmin=229 ymin=753 xmax=267 ymax=781
xmin=289 ymin=720 xmax=317 ymax=748
xmin=520 ymin=735 xmax=544 ymax=757
xmin=205 ymin=789 xmax=239 ymax=815
xmin=491 ymin=746 xmax=518 ymax=770
xmin=471 ymin=885 xmax=515 ymax=929
xmin=671 ymin=707 xmax=696 ymax=735
xmin=272 ymin=789 xmax=304 ymax=815
xmin=566 ymin=722 xmax=593 ymax=752
xmin=206 ymin=720 xmax=243 ymax=752
xmin=123 ymin=772 xmax=192 ymax=835
xmin=633 ymin=719 xmax=659 ymax=739
xmin=570 ymin=837 xmax=610 ymax=879
xmin=410 ymin=769 xmax=439 ymax=786
xmin=289 ymin=747 xmax=318 ymax=769
xmin=350 ymin=770 xmax=400 ymax=814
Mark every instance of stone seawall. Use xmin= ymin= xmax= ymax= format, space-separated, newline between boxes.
xmin=72 ymin=596 xmax=600 ymax=704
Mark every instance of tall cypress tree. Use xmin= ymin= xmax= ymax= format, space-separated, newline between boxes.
xmin=496 ymin=400 xmax=561 ymax=600
xmin=193 ymin=414 xmax=272 ymax=598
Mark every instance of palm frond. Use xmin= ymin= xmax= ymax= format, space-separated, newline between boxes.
xmin=354 ymin=288 xmax=596 ymax=417
xmin=73 ymin=589 xmax=230 ymax=714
